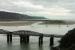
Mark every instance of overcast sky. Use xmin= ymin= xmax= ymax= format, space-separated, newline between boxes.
xmin=0 ymin=0 xmax=75 ymax=20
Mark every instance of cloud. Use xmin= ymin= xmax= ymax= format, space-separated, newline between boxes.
xmin=0 ymin=0 xmax=74 ymax=20
xmin=12 ymin=1 xmax=44 ymax=10
xmin=12 ymin=0 xmax=70 ymax=16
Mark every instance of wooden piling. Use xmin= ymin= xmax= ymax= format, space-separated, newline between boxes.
xmin=24 ymin=35 xmax=29 ymax=43
xmin=39 ymin=34 xmax=43 ymax=45
xmin=23 ymin=36 xmax=27 ymax=43
xmin=20 ymin=35 xmax=29 ymax=43
xmin=7 ymin=34 xmax=10 ymax=43
xmin=9 ymin=34 xmax=12 ymax=42
xmin=50 ymin=35 xmax=54 ymax=46
xmin=7 ymin=33 xmax=12 ymax=43
xmin=26 ymin=35 xmax=29 ymax=43
xmin=20 ymin=35 xmax=23 ymax=43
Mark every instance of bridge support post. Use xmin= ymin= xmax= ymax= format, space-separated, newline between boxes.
xmin=39 ymin=34 xmax=43 ymax=45
xmin=50 ymin=35 xmax=54 ymax=46
xmin=7 ymin=33 xmax=12 ymax=43
xmin=20 ymin=35 xmax=23 ymax=43
xmin=20 ymin=35 xmax=29 ymax=44
xmin=26 ymin=35 xmax=29 ymax=43
xmin=23 ymin=35 xmax=29 ymax=43
xmin=10 ymin=34 xmax=12 ymax=42
xmin=7 ymin=34 xmax=9 ymax=43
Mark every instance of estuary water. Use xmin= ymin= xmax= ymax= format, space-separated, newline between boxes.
xmin=0 ymin=23 xmax=74 ymax=50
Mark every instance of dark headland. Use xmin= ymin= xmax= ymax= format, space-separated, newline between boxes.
xmin=0 ymin=11 xmax=46 ymax=21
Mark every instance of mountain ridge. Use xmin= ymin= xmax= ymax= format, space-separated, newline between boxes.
xmin=0 ymin=11 xmax=46 ymax=21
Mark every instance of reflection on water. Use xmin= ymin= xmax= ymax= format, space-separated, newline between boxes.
xmin=6 ymin=41 xmax=49 ymax=50
xmin=0 ymin=35 xmax=60 ymax=50
xmin=20 ymin=43 xmax=30 ymax=50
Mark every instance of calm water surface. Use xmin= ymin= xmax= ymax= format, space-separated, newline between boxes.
xmin=0 ymin=24 xmax=74 ymax=50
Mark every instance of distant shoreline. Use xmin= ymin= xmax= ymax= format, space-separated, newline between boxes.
xmin=0 ymin=21 xmax=38 ymax=26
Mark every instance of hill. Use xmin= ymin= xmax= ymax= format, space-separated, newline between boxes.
xmin=0 ymin=11 xmax=46 ymax=21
